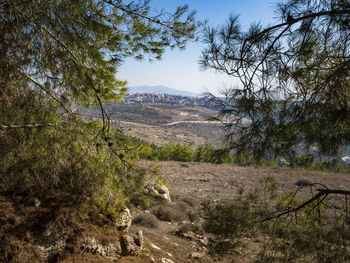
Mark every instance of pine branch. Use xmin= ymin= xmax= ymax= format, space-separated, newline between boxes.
xmin=19 ymin=71 xmax=72 ymax=113
xmin=252 ymin=9 xmax=350 ymax=40
xmin=261 ymin=188 xmax=350 ymax=222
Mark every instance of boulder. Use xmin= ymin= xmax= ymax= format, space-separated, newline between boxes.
xmin=37 ymin=226 xmax=68 ymax=262
xmin=115 ymin=207 xmax=132 ymax=232
xmin=145 ymin=184 xmax=172 ymax=203
xmin=158 ymin=185 xmax=172 ymax=203
xmin=80 ymin=235 xmax=122 ymax=261
xmin=120 ymin=230 xmax=143 ymax=256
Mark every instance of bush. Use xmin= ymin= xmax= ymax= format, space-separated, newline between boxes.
xmin=132 ymin=213 xmax=159 ymax=228
xmin=180 ymin=195 xmax=200 ymax=208
xmin=155 ymin=203 xmax=186 ymax=222
xmin=0 ymin=89 xmax=147 ymax=218
xmin=155 ymin=200 xmax=200 ymax=223
xmin=202 ymin=178 xmax=350 ymax=262
xmin=176 ymin=222 xmax=198 ymax=236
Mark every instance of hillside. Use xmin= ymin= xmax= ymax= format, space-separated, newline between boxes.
xmin=2 ymin=160 xmax=350 ymax=263
xmin=126 ymin=161 xmax=350 ymax=263
xmin=79 ymin=101 xmax=225 ymax=148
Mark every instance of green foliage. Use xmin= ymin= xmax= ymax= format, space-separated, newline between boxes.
xmin=0 ymin=0 xmax=201 ymax=218
xmin=125 ymin=135 xmax=350 ymax=173
xmin=200 ymin=0 xmax=350 ymax=159
xmin=0 ymin=90 xmax=151 ymax=216
xmin=2 ymin=0 xmax=201 ymax=107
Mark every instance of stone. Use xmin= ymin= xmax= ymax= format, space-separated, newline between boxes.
xmin=120 ymin=230 xmax=143 ymax=256
xmin=190 ymin=252 xmax=204 ymax=259
xmin=181 ymin=231 xmax=196 ymax=239
xmin=37 ymin=226 xmax=68 ymax=262
xmin=161 ymin=258 xmax=175 ymax=263
xmin=80 ymin=235 xmax=122 ymax=261
xmin=158 ymin=185 xmax=172 ymax=202
xmin=145 ymin=184 xmax=172 ymax=203
xmin=199 ymin=236 xmax=209 ymax=246
xmin=115 ymin=207 xmax=132 ymax=232
xmin=150 ymin=243 xmax=161 ymax=250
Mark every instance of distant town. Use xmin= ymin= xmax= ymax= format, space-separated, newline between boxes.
xmin=122 ymin=92 xmax=213 ymax=108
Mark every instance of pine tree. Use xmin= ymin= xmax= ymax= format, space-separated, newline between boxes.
xmin=0 ymin=0 xmax=200 ymax=197
xmin=200 ymin=0 xmax=350 ymax=159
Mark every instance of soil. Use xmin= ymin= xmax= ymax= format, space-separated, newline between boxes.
xmin=1 ymin=161 xmax=350 ymax=263
xmin=142 ymin=161 xmax=350 ymax=202
xmin=124 ymin=161 xmax=350 ymax=263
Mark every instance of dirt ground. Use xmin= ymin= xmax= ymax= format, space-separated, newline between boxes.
xmin=123 ymin=161 xmax=350 ymax=263
xmin=141 ymin=161 xmax=350 ymax=202
xmin=2 ymin=162 xmax=350 ymax=263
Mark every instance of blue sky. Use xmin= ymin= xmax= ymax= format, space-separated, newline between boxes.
xmin=118 ymin=1 xmax=276 ymax=95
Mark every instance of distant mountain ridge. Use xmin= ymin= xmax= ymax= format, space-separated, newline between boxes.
xmin=127 ymin=85 xmax=200 ymax=97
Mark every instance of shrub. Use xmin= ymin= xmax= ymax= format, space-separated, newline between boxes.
xmin=180 ymin=195 xmax=200 ymax=208
xmin=176 ymin=222 xmax=198 ymax=236
xmin=202 ymin=178 xmax=350 ymax=262
xmin=0 ymin=90 xmax=148 ymax=218
xmin=132 ymin=213 xmax=159 ymax=228
xmin=155 ymin=203 xmax=186 ymax=222
xmin=155 ymin=200 xmax=200 ymax=223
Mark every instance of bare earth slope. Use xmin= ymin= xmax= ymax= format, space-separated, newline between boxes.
xmin=142 ymin=161 xmax=350 ymax=202
xmin=123 ymin=161 xmax=350 ymax=263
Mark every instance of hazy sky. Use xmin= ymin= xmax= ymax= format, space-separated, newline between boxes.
xmin=118 ymin=1 xmax=276 ymax=95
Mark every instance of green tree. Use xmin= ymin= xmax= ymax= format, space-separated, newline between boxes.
xmin=200 ymin=2 xmax=350 ymax=261
xmin=200 ymin=0 xmax=350 ymax=160
xmin=1 ymin=0 xmax=200 ymax=123
xmin=0 ymin=0 xmax=200 ymax=201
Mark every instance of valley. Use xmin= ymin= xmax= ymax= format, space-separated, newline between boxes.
xmin=80 ymin=100 xmax=225 ymax=148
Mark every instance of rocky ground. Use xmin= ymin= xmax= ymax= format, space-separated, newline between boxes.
xmin=2 ymin=161 xmax=350 ymax=263
xmin=124 ymin=161 xmax=350 ymax=263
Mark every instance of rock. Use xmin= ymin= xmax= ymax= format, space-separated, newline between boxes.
xmin=199 ymin=236 xmax=209 ymax=246
xmin=150 ymin=243 xmax=161 ymax=250
xmin=33 ymin=198 xmax=41 ymax=209
xmin=120 ymin=230 xmax=143 ymax=256
xmin=115 ymin=207 xmax=132 ymax=232
xmin=135 ymin=230 xmax=143 ymax=247
xmin=161 ymin=258 xmax=175 ymax=263
xmin=145 ymin=184 xmax=172 ymax=203
xmin=150 ymin=256 xmax=155 ymax=263
xmin=158 ymin=185 xmax=172 ymax=202
xmin=190 ymin=252 xmax=204 ymax=259
xmin=37 ymin=227 xmax=68 ymax=262
xmin=80 ymin=235 xmax=122 ymax=261
xmin=181 ymin=231 xmax=196 ymax=239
